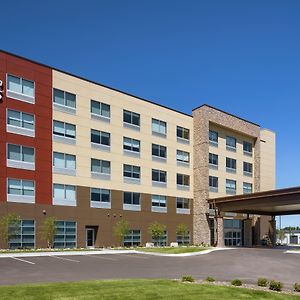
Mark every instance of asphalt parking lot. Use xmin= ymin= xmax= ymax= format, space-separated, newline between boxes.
xmin=0 ymin=248 xmax=299 ymax=287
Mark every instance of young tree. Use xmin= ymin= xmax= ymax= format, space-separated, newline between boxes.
xmin=148 ymin=222 xmax=166 ymax=246
xmin=40 ymin=217 xmax=57 ymax=249
xmin=0 ymin=213 xmax=21 ymax=248
xmin=277 ymin=229 xmax=286 ymax=244
xmin=176 ymin=223 xmax=189 ymax=245
xmin=113 ymin=220 xmax=130 ymax=247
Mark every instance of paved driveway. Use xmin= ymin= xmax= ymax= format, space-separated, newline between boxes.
xmin=0 ymin=248 xmax=299 ymax=287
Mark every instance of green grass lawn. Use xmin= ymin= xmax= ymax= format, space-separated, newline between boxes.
xmin=138 ymin=246 xmax=210 ymax=254
xmin=0 ymin=279 xmax=298 ymax=300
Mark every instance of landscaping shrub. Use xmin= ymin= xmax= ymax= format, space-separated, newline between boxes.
xmin=269 ymin=280 xmax=283 ymax=292
xmin=181 ymin=275 xmax=195 ymax=283
xmin=257 ymin=278 xmax=268 ymax=287
xmin=205 ymin=276 xmax=215 ymax=282
xmin=294 ymin=283 xmax=300 ymax=292
xmin=231 ymin=279 xmax=242 ymax=286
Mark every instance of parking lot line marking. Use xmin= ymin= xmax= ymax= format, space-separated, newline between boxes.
xmin=84 ymin=254 xmax=117 ymax=261
xmin=11 ymin=257 xmax=35 ymax=265
xmin=50 ymin=256 xmax=80 ymax=263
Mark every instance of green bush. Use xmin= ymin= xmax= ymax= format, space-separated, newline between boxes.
xmin=181 ymin=275 xmax=195 ymax=283
xmin=269 ymin=280 xmax=283 ymax=292
xmin=205 ymin=276 xmax=215 ymax=282
xmin=294 ymin=283 xmax=300 ymax=292
xmin=231 ymin=279 xmax=242 ymax=286
xmin=257 ymin=278 xmax=268 ymax=287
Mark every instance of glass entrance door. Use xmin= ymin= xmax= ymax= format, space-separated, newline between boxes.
xmin=86 ymin=228 xmax=95 ymax=248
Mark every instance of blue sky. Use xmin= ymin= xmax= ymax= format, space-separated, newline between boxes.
xmin=2 ymin=0 xmax=299 ymax=226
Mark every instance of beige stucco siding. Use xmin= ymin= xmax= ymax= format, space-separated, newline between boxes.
xmin=260 ymin=129 xmax=276 ymax=191
xmin=52 ymin=70 xmax=193 ymax=198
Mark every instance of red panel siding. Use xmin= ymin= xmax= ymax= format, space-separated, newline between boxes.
xmin=0 ymin=52 xmax=52 ymax=204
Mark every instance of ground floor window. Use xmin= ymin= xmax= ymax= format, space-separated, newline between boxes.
xmin=176 ymin=232 xmax=190 ymax=245
xmin=123 ymin=230 xmax=141 ymax=247
xmin=153 ymin=231 xmax=167 ymax=246
xmin=54 ymin=221 xmax=76 ymax=248
xmin=9 ymin=220 xmax=35 ymax=249
xmin=224 ymin=219 xmax=242 ymax=246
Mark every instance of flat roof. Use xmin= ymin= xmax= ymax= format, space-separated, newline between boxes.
xmin=209 ymin=186 xmax=300 ymax=216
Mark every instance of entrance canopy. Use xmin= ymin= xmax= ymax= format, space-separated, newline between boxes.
xmin=209 ymin=187 xmax=300 ymax=216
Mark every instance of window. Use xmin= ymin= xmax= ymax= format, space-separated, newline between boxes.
xmin=53 ymin=88 xmax=76 ymax=109
xmin=53 ymin=152 xmax=76 ymax=170
xmin=243 ymin=141 xmax=253 ymax=155
xmin=123 ymin=110 xmax=140 ymax=127
xmin=226 ymin=157 xmax=236 ymax=171
xmin=123 ymin=192 xmax=140 ymax=205
xmin=91 ymin=158 xmax=110 ymax=174
xmin=123 ymin=164 xmax=140 ymax=179
xmin=177 ymin=173 xmax=190 ymax=186
xmin=177 ymin=126 xmax=190 ymax=140
xmin=8 ymin=220 xmax=35 ymax=249
xmin=243 ymin=182 xmax=253 ymax=194
xmin=177 ymin=150 xmax=190 ymax=163
xmin=226 ymin=136 xmax=236 ymax=150
xmin=123 ymin=137 xmax=140 ymax=153
xmin=209 ymin=130 xmax=218 ymax=145
xmin=176 ymin=198 xmax=190 ymax=214
xmin=7 ymin=144 xmax=34 ymax=163
xmin=226 ymin=179 xmax=236 ymax=194
xmin=123 ymin=230 xmax=141 ymax=247
xmin=7 ymin=109 xmax=34 ymax=132
xmin=91 ymin=129 xmax=110 ymax=146
xmin=243 ymin=162 xmax=253 ymax=175
xmin=152 ymin=169 xmax=167 ymax=183
xmin=54 ymin=221 xmax=76 ymax=248
xmin=176 ymin=232 xmax=190 ymax=245
xmin=152 ymin=118 xmax=167 ymax=135
xmin=209 ymin=176 xmax=218 ymax=191
xmin=53 ymin=184 xmax=76 ymax=206
xmin=7 ymin=74 xmax=34 ymax=100
xmin=152 ymin=195 xmax=167 ymax=207
xmin=90 ymin=100 xmax=110 ymax=118
xmin=209 ymin=153 xmax=218 ymax=166
xmin=53 ymin=120 xmax=76 ymax=139
xmin=7 ymin=179 xmax=34 ymax=196
xmin=152 ymin=144 xmax=167 ymax=158
xmin=91 ymin=188 xmax=111 ymax=209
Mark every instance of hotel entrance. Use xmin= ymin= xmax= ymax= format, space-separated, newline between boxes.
xmin=224 ymin=219 xmax=242 ymax=246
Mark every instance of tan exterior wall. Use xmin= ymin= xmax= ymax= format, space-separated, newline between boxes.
xmin=260 ymin=129 xmax=276 ymax=191
xmin=52 ymin=70 xmax=193 ymax=199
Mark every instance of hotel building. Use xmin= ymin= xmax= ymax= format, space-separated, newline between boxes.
xmin=0 ymin=50 xmax=275 ymax=249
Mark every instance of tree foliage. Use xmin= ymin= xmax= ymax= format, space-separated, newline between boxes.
xmin=0 ymin=213 xmax=21 ymax=248
xmin=148 ymin=222 xmax=166 ymax=245
xmin=113 ymin=220 xmax=130 ymax=246
xmin=40 ymin=217 xmax=57 ymax=248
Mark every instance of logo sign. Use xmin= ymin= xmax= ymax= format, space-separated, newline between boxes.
xmin=0 ymin=80 xmax=3 ymax=102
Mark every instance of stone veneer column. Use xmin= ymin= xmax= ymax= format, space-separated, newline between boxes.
xmin=243 ymin=218 xmax=253 ymax=247
xmin=269 ymin=218 xmax=276 ymax=247
xmin=216 ymin=217 xmax=224 ymax=247
xmin=193 ymin=109 xmax=210 ymax=245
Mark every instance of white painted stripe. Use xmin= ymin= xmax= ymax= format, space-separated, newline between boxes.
xmin=11 ymin=257 xmax=35 ymax=265
xmin=50 ymin=256 xmax=80 ymax=262
xmin=85 ymin=254 xmax=117 ymax=261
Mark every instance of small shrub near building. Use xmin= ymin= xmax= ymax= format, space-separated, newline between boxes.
xmin=257 ymin=278 xmax=268 ymax=287
xmin=181 ymin=275 xmax=195 ymax=283
xmin=269 ymin=280 xmax=283 ymax=292
xmin=294 ymin=283 xmax=300 ymax=292
xmin=205 ymin=276 xmax=215 ymax=282
xmin=231 ymin=279 xmax=242 ymax=286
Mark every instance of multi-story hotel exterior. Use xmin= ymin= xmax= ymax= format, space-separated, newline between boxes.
xmin=0 ymin=50 xmax=275 ymax=249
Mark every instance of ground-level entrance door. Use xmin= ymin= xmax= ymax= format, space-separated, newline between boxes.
xmin=224 ymin=219 xmax=242 ymax=246
xmin=86 ymin=228 xmax=95 ymax=248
